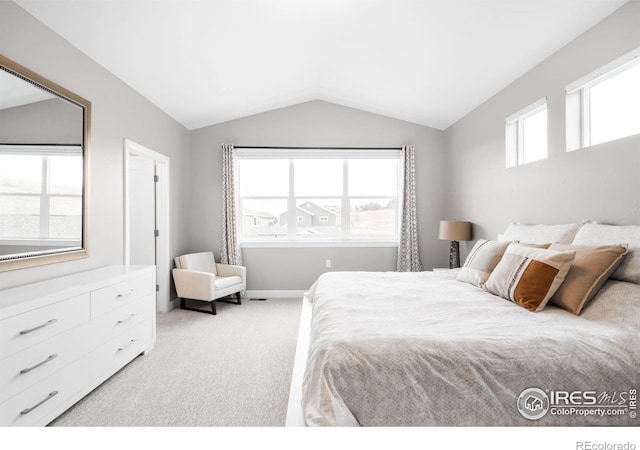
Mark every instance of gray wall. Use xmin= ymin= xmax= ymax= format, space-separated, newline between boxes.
xmin=189 ymin=100 xmax=447 ymax=290
xmin=0 ymin=2 xmax=191 ymax=290
xmin=444 ymin=1 xmax=640 ymax=260
xmin=0 ymin=98 xmax=82 ymax=144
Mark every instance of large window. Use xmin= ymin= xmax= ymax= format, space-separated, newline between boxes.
xmin=236 ymin=149 xmax=400 ymax=245
xmin=566 ymin=46 xmax=640 ymax=151
xmin=0 ymin=146 xmax=83 ymax=243
xmin=505 ymin=98 xmax=548 ymax=168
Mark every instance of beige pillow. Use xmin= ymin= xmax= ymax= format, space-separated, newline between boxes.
xmin=571 ymin=223 xmax=640 ymax=284
xmin=457 ymin=239 xmax=510 ymax=287
xmin=548 ymin=243 xmax=628 ymax=315
xmin=484 ymin=244 xmax=576 ymax=312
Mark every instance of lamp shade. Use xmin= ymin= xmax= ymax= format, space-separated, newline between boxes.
xmin=438 ymin=220 xmax=472 ymax=241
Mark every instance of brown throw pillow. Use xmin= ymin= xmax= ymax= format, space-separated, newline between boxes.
xmin=484 ymin=243 xmax=575 ymax=312
xmin=548 ymin=243 xmax=628 ymax=315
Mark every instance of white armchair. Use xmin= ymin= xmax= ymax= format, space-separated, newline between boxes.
xmin=172 ymin=251 xmax=246 ymax=315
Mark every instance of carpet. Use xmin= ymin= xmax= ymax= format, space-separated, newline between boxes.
xmin=49 ymin=297 xmax=303 ymax=427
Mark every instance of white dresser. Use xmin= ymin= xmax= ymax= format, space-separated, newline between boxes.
xmin=0 ymin=265 xmax=156 ymax=426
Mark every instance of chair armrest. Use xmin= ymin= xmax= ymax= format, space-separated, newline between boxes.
xmin=216 ymin=264 xmax=246 ymax=280
xmin=172 ymin=269 xmax=216 ymax=301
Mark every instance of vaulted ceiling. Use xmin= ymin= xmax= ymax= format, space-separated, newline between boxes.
xmin=15 ymin=0 xmax=629 ymax=130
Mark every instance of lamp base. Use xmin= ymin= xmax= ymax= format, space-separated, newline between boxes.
xmin=449 ymin=241 xmax=460 ymax=269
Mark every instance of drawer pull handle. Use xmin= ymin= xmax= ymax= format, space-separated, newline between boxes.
xmin=116 ymin=288 xmax=136 ymax=299
xmin=20 ymin=391 xmax=58 ymax=415
xmin=19 ymin=319 xmax=57 ymax=335
xmin=117 ymin=313 xmax=138 ymax=324
xmin=117 ymin=339 xmax=137 ymax=351
xmin=20 ymin=354 xmax=59 ymax=374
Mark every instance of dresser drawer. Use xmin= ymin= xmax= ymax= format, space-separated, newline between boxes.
xmin=90 ymin=272 xmax=153 ymax=318
xmin=0 ymin=351 xmax=94 ymax=426
xmin=0 ymin=294 xmax=90 ymax=360
xmin=92 ymin=294 xmax=155 ymax=343
xmin=92 ymin=318 xmax=153 ymax=383
xmin=0 ymin=321 xmax=92 ymax=404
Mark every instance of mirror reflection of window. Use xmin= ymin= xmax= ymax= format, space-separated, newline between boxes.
xmin=0 ymin=147 xmax=82 ymax=249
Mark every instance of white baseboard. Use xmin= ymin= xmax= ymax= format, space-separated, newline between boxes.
xmin=244 ymin=290 xmax=305 ymax=299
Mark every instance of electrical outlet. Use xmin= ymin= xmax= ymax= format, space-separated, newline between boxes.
xmin=325 ymin=259 xmax=332 ymax=268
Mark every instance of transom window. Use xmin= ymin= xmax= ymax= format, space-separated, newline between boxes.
xmin=505 ymin=98 xmax=548 ymax=168
xmin=566 ymin=46 xmax=640 ymax=150
xmin=236 ymin=148 xmax=400 ymax=245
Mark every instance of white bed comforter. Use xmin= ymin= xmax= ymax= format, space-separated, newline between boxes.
xmin=301 ymin=271 xmax=640 ymax=426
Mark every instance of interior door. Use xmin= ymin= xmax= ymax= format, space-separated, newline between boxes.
xmin=128 ymin=157 xmax=156 ymax=266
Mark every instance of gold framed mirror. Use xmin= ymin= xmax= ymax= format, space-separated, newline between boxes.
xmin=0 ymin=55 xmax=91 ymax=271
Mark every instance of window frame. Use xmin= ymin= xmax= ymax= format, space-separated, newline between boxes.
xmin=566 ymin=46 xmax=640 ymax=151
xmin=235 ymin=148 xmax=402 ymax=248
xmin=505 ymin=97 xmax=548 ymax=168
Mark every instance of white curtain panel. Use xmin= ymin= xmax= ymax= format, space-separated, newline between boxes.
xmin=397 ymin=145 xmax=422 ymax=272
xmin=220 ymin=143 xmax=242 ymax=266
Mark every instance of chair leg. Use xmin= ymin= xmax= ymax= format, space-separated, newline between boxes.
xmin=180 ymin=298 xmax=216 ymax=315
xmin=219 ymin=294 xmax=242 ymax=306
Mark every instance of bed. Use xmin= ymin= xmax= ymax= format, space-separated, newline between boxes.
xmin=289 ymin=223 xmax=640 ymax=427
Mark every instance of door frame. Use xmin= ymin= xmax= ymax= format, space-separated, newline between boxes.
xmin=123 ymin=138 xmax=171 ymax=313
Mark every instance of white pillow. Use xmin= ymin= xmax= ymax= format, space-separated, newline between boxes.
xmin=499 ymin=223 xmax=582 ymax=245
xmin=571 ymin=223 xmax=640 ymax=284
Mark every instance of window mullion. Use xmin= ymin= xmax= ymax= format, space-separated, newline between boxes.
xmin=342 ymin=159 xmax=349 ymax=240
xmin=287 ymin=160 xmax=296 ymax=240
xmin=40 ymin=156 xmax=49 ymax=238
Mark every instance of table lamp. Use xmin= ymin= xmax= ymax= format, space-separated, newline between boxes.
xmin=438 ymin=220 xmax=472 ymax=269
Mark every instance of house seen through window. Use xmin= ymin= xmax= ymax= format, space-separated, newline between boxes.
xmin=236 ymin=149 xmax=400 ymax=245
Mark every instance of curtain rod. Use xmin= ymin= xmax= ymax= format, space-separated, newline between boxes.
xmin=234 ymin=146 xmax=402 ymax=150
